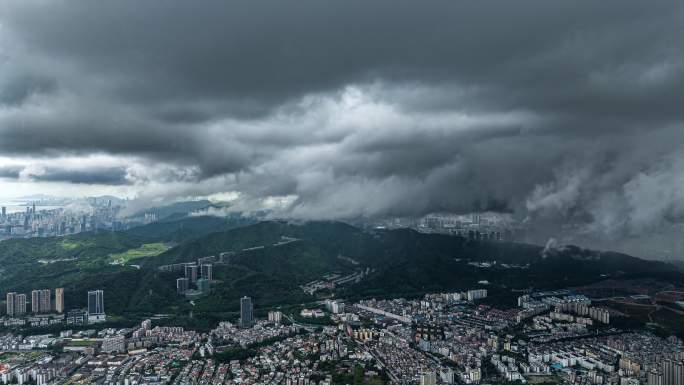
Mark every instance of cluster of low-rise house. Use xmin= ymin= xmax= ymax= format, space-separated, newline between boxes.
xmin=0 ymin=287 xmax=682 ymax=384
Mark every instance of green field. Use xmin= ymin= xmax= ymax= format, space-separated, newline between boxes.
xmin=67 ymin=339 xmax=98 ymax=347
xmin=0 ymin=351 xmax=45 ymax=362
xmin=109 ymin=243 xmax=170 ymax=264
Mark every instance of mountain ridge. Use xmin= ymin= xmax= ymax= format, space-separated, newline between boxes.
xmin=0 ymin=217 xmax=681 ymax=330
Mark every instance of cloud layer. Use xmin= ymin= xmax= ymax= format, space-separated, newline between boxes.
xmin=1 ymin=0 xmax=684 ymax=258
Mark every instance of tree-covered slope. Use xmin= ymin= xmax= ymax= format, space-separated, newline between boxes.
xmin=0 ymin=220 xmax=680 ymax=326
xmin=126 ymin=214 xmax=256 ymax=243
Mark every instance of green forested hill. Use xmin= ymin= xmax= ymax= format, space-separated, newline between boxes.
xmin=125 ymin=214 xmax=256 ymax=243
xmin=0 ymin=231 xmax=176 ymax=320
xmin=0 ymin=219 xmax=680 ymax=331
xmin=0 ymin=232 xmax=143 ymax=265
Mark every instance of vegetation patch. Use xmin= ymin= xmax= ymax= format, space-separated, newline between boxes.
xmin=109 ymin=243 xmax=170 ymax=264
xmin=67 ymin=339 xmax=98 ymax=347
xmin=59 ymin=238 xmax=93 ymax=251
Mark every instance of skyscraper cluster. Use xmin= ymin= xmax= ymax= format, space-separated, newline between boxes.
xmin=658 ymin=359 xmax=684 ymax=385
xmin=0 ymin=199 xmax=125 ymax=240
xmin=176 ymin=259 xmax=213 ymax=296
xmin=6 ymin=292 xmax=27 ymax=317
xmin=5 ymin=288 xmax=63 ymax=317
xmin=31 ymin=289 xmax=51 ymax=313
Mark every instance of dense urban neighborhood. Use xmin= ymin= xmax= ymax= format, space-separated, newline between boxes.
xmin=0 ymin=282 xmax=683 ymax=385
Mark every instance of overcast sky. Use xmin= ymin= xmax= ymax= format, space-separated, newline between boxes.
xmin=1 ymin=0 xmax=684 ymax=258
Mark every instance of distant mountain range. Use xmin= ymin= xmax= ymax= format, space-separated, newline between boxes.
xmin=126 ymin=213 xmax=257 ymax=243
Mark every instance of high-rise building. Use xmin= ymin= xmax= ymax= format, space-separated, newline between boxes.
xmin=30 ymin=289 xmax=51 ymax=313
xmin=588 ymin=307 xmax=610 ymax=324
xmin=6 ymin=292 xmax=26 ymax=317
xmin=331 ymin=301 xmax=345 ymax=314
xmin=197 ymin=278 xmax=211 ymax=294
xmin=88 ymin=290 xmax=105 ymax=315
xmin=101 ymin=335 xmax=125 ymax=353
xmin=1 ymin=207 xmax=5 ymax=217
xmin=177 ymin=278 xmax=189 ymax=294
xmin=16 ymin=294 xmax=26 ymax=316
xmin=666 ymin=360 xmax=673 ymax=385
xmin=420 ymin=371 xmax=437 ymax=385
xmin=185 ymin=264 xmax=198 ymax=283
xmin=675 ymin=361 xmax=684 ymax=385
xmin=201 ymin=264 xmax=213 ymax=281
xmin=466 ymin=289 xmax=488 ymax=301
xmin=647 ymin=369 xmax=660 ymax=385
xmin=6 ymin=292 xmax=16 ymax=317
xmin=440 ymin=368 xmax=455 ymax=384
xmin=663 ymin=360 xmax=674 ymax=385
xmin=55 ymin=288 xmax=64 ymax=313
xmin=31 ymin=290 xmax=39 ymax=313
xmin=240 ymin=296 xmax=254 ymax=328
xmin=325 ymin=299 xmax=345 ymax=314
xmin=39 ymin=289 xmax=51 ymax=313
xmin=268 ymin=311 xmax=282 ymax=324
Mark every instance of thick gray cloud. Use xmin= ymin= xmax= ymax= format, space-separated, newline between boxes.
xmin=1 ymin=0 xmax=684 ymax=258
xmin=0 ymin=163 xmax=131 ymax=185
xmin=0 ymin=165 xmax=22 ymax=179
xmin=26 ymin=167 xmax=131 ymax=185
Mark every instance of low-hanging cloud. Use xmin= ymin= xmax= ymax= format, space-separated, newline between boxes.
xmin=1 ymin=0 xmax=684 ymax=258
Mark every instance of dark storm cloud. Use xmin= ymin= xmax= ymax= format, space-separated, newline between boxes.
xmin=0 ymin=74 xmax=56 ymax=107
xmin=2 ymin=0 xmax=683 ymax=126
xmin=0 ymin=163 xmax=131 ymax=185
xmin=27 ymin=167 xmax=131 ymax=185
xmin=1 ymin=0 xmax=684 ymax=257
